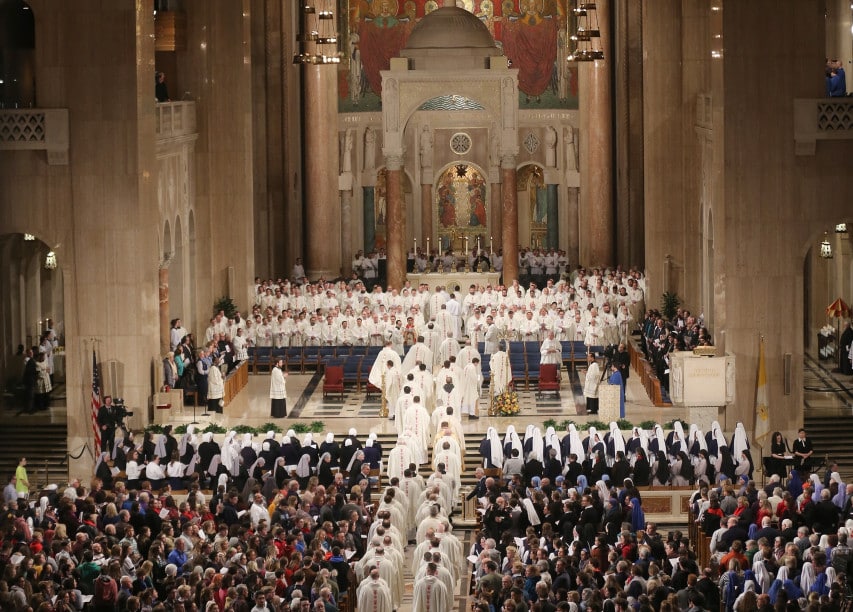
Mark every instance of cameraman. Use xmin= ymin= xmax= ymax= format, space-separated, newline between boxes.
xmin=615 ymin=342 xmax=631 ymax=383
xmin=97 ymin=396 xmax=117 ymax=452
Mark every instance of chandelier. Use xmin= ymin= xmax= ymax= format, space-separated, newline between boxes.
xmin=836 ymin=223 xmax=848 ymax=234
xmin=567 ymin=2 xmax=604 ymax=62
xmin=44 ymin=251 xmax=57 ymax=270
xmin=293 ymin=2 xmax=341 ymax=65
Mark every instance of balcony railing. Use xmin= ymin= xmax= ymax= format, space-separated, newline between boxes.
xmin=794 ymin=98 xmax=853 ymax=155
xmin=155 ymin=101 xmax=197 ymax=141
xmin=0 ymin=108 xmax=69 ymax=165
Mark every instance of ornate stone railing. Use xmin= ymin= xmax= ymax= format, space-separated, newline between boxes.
xmin=155 ymin=101 xmax=196 ymax=141
xmin=794 ymin=98 xmax=853 ymax=155
xmin=0 ymin=108 xmax=69 ymax=165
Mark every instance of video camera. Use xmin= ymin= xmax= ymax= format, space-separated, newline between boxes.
xmin=600 ymin=343 xmax=619 ymax=380
xmin=112 ymin=398 xmax=134 ymax=424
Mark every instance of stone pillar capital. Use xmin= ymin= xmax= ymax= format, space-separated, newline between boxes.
xmin=385 ymin=154 xmax=404 ymax=171
xmin=500 ymin=155 xmax=517 ymax=170
xmin=159 ymin=252 xmax=174 ymax=270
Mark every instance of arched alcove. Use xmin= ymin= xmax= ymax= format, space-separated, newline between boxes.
xmin=0 ymin=233 xmax=65 ymax=389
xmin=803 ymin=221 xmax=852 ymax=367
xmin=0 ymin=0 xmax=35 ymax=108
xmin=432 ymin=161 xmax=489 ymax=252
xmin=517 ymin=163 xmax=545 ymax=248
xmin=171 ymin=215 xmax=185 ymax=325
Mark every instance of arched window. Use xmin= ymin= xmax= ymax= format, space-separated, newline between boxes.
xmin=0 ymin=0 xmax=36 ymax=108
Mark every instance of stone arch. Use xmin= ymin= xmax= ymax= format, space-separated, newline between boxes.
xmin=802 ymin=220 xmax=853 ymax=356
xmin=187 ymin=209 xmax=197 ymax=333
xmin=517 ymin=163 xmax=545 ymax=248
xmin=0 ymin=233 xmax=65 ymax=385
xmin=162 ymin=219 xmax=172 ymax=260
xmin=171 ymin=215 xmax=185 ymax=325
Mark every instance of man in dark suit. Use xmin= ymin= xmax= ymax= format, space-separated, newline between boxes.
xmin=97 ymin=396 xmax=117 ymax=453
xmin=20 ymin=348 xmax=37 ymax=415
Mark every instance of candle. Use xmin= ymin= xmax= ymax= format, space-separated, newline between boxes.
xmin=490 ymin=235 xmax=494 ymax=254
xmin=477 ymin=236 xmax=480 ymax=252
xmin=414 ymin=237 xmax=417 ymax=253
xmin=426 ymin=237 xmax=430 ymax=254
xmin=38 ymin=320 xmax=42 ymax=335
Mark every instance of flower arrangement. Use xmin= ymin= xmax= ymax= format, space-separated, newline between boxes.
xmin=494 ymin=390 xmax=521 ymax=416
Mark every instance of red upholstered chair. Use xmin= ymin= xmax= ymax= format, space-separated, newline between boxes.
xmin=323 ymin=365 xmax=345 ymax=400
xmin=536 ymin=363 xmax=561 ymax=398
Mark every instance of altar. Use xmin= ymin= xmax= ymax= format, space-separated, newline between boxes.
xmin=408 ymin=272 xmax=500 ymax=291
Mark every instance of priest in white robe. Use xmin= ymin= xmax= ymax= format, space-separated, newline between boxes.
xmin=401 ymin=337 xmax=434 ymax=374
xmin=368 ymin=341 xmax=402 ymax=390
xmin=356 ymin=569 xmax=394 ymax=612
xmin=456 ymin=340 xmax=481 ymax=371
xmin=436 ymin=332 xmax=460 ymax=365
xmin=489 ymin=343 xmax=511 ymax=395
xmin=540 ymin=331 xmax=562 ymax=365
xmin=460 ymin=358 xmax=483 ymax=418
xmin=386 ymin=441 xmax=414 ymax=481
xmin=412 ymin=563 xmax=451 ymax=612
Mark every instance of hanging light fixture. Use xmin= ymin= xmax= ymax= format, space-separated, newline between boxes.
xmin=293 ymin=1 xmax=340 ymax=65
xmin=23 ymin=233 xmax=35 ymax=241
xmin=567 ymin=1 xmax=604 ymax=62
xmin=835 ymin=223 xmax=848 ymax=234
xmin=44 ymin=251 xmax=57 ymax=270
xmin=819 ymin=234 xmax=833 ymax=259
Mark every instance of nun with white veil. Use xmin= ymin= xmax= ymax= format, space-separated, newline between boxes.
xmin=567 ymin=424 xmax=585 ymax=464
xmin=831 ymin=472 xmax=847 ymax=508
xmin=752 ymin=558 xmax=771 ymax=594
xmin=585 ymin=426 xmax=605 ymax=457
xmin=731 ymin=422 xmax=750 ymax=460
xmin=688 ymin=424 xmax=708 ymax=464
xmin=626 ymin=427 xmax=648 ymax=465
xmin=295 ymin=454 xmax=312 ymax=488
xmin=523 ymin=425 xmax=538 ymax=460
xmin=483 ymin=427 xmax=504 ymax=469
xmin=530 ymin=427 xmax=545 ymax=466
xmin=800 ymin=561 xmax=816 ymax=594
xmin=521 ymin=497 xmax=542 ymax=529
xmin=606 ymin=422 xmax=626 ymax=465
xmin=667 ymin=421 xmax=688 ymax=456
xmin=504 ymin=425 xmax=523 ymax=459
xmin=271 ymin=457 xmax=287 ymax=488
xmin=544 ymin=426 xmax=561 ymax=465
xmin=179 ymin=425 xmax=197 ymax=464
xmin=207 ymin=455 xmax=222 ymax=484
xmin=706 ymin=420 xmax=727 ymax=460
xmin=649 ymin=424 xmax=667 ymax=457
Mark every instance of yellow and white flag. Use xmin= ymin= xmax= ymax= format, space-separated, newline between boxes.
xmin=754 ymin=337 xmax=770 ymax=444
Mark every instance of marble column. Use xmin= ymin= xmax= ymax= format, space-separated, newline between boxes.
xmin=579 ymin=0 xmax=614 ymax=266
xmin=567 ymin=187 xmax=580 ymax=264
xmin=159 ymin=266 xmax=170 ymax=356
xmin=363 ymin=187 xmax=376 ymax=252
xmin=491 ymin=183 xmax=502 ymax=254
xmin=546 ymin=185 xmax=558 ymax=249
xmin=501 ymin=156 xmax=519 ymax=284
xmin=341 ymin=190 xmax=352 ymax=275
xmin=385 ymin=155 xmax=406 ymax=289
xmin=421 ymin=183 xmax=432 ymax=245
xmin=303 ymin=64 xmax=340 ymax=280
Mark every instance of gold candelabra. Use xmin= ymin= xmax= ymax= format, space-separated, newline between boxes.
xmin=379 ymin=369 xmax=388 ymax=418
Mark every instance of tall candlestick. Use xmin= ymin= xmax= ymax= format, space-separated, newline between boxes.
xmin=490 ymin=235 xmax=493 ymax=254
xmin=477 ymin=236 xmax=480 ymax=252
xmin=426 ymin=237 xmax=430 ymax=254
xmin=414 ymin=237 xmax=417 ymax=253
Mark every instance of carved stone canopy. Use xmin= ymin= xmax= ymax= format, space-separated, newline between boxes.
xmin=401 ymin=6 xmax=502 ymax=71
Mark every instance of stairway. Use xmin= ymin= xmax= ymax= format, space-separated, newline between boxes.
xmin=804 ymin=413 xmax=853 ymax=478
xmin=0 ymin=423 xmax=69 ymax=492
xmin=372 ymin=430 xmax=485 ymax=489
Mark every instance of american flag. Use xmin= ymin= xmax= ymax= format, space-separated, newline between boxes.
xmin=91 ymin=350 xmax=101 ymax=450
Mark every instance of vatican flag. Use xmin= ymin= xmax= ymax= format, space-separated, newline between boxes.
xmin=754 ymin=337 xmax=770 ymax=445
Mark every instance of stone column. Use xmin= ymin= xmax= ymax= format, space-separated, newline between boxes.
xmin=363 ymin=187 xmax=376 ymax=252
xmin=546 ymin=185 xmax=558 ymax=248
xmin=421 ymin=183 xmax=432 ymax=245
xmin=385 ymin=155 xmax=406 ymax=289
xmin=159 ymin=264 xmax=170 ymax=357
xmin=341 ymin=190 xmax=352 ymax=275
xmin=501 ymin=155 xmax=519 ymax=284
xmin=490 ymin=184 xmax=503 ymax=253
xmin=303 ymin=64 xmax=340 ymax=280
xmin=579 ymin=0 xmax=614 ymax=266
xmin=566 ymin=187 xmax=580 ymax=264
